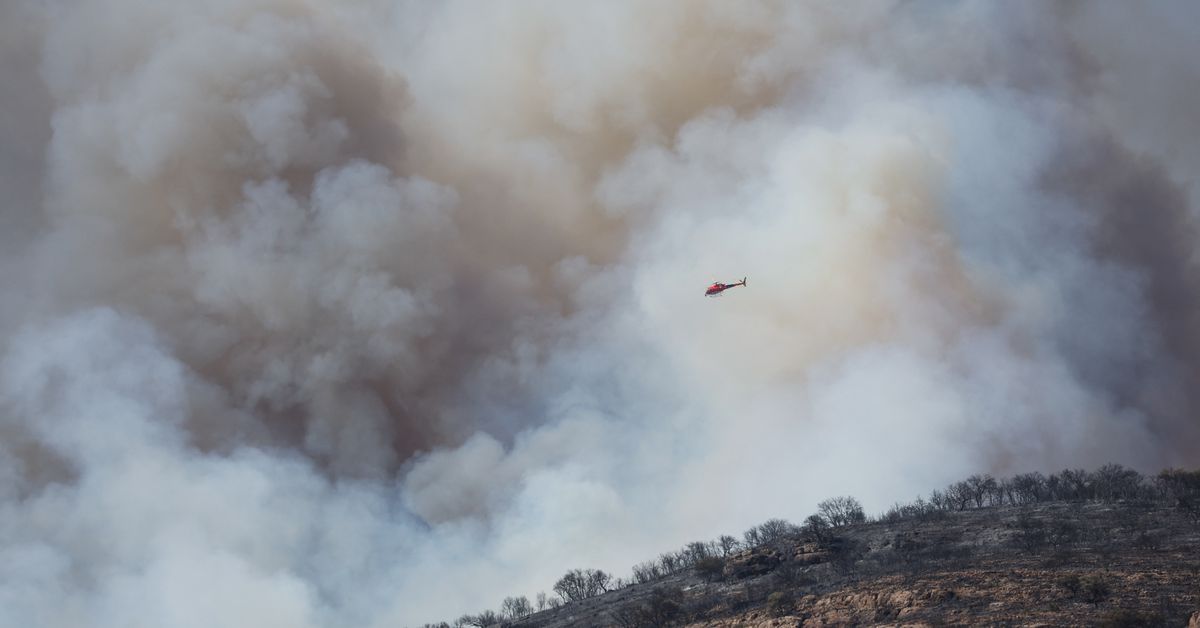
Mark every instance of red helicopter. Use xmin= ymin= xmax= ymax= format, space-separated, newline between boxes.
xmin=705 ymin=277 xmax=747 ymax=297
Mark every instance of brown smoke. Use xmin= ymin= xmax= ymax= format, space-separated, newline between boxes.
xmin=1 ymin=1 xmax=1199 ymax=624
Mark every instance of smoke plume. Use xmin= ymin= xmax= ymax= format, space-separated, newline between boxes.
xmin=2 ymin=0 xmax=1198 ymax=624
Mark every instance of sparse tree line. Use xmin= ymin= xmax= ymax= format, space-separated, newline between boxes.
xmin=415 ymin=464 xmax=1199 ymax=628
xmin=419 ymin=495 xmax=867 ymax=627
xmin=878 ymin=464 xmax=1200 ymax=523
xmin=420 ymin=569 xmax=617 ymax=627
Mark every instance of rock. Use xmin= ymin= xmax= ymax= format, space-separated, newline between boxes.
xmin=793 ymin=551 xmax=831 ymax=566
xmin=923 ymin=588 xmax=955 ymax=603
xmin=723 ymin=549 xmax=782 ymax=580
xmin=886 ymin=590 xmax=916 ymax=608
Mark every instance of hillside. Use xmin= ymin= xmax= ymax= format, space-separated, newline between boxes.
xmin=513 ymin=502 xmax=1198 ymax=627
xmin=435 ymin=467 xmax=1200 ymax=627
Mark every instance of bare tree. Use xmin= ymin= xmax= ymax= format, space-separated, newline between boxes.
xmin=553 ymin=569 xmax=611 ymax=603
xmin=1058 ymin=468 xmax=1093 ymax=500
xmin=718 ymin=534 xmax=740 ymax=556
xmin=998 ymin=478 xmax=1016 ymax=506
xmin=817 ymin=496 xmax=866 ymax=526
xmin=1157 ymin=468 xmax=1200 ymax=522
xmin=1044 ymin=472 xmax=1065 ymax=500
xmin=1157 ymin=468 xmax=1200 ymax=500
xmin=658 ymin=551 xmax=681 ymax=574
xmin=881 ymin=496 xmax=938 ymax=523
xmin=802 ymin=513 xmax=830 ymax=543
xmin=1010 ymin=472 xmax=1046 ymax=504
xmin=742 ymin=526 xmax=762 ymax=548
xmin=745 ymin=520 xmax=797 ymax=547
xmin=964 ymin=474 xmax=998 ymax=508
xmin=1092 ymin=464 xmax=1143 ymax=502
xmin=985 ymin=476 xmax=1006 ymax=506
xmin=946 ymin=481 xmax=973 ymax=510
xmin=754 ymin=518 xmax=800 ymax=544
xmin=632 ymin=560 xmax=663 ymax=584
xmin=928 ymin=489 xmax=952 ymax=510
xmin=500 ymin=596 xmax=532 ymax=620
xmin=455 ymin=610 xmax=499 ymax=628
xmin=683 ymin=540 xmax=712 ymax=564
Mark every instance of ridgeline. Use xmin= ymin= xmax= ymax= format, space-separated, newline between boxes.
xmin=425 ymin=465 xmax=1200 ymax=627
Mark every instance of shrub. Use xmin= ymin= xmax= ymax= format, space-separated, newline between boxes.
xmin=693 ymin=556 xmax=725 ymax=582
xmin=1013 ymin=511 xmax=1047 ymax=550
xmin=767 ymin=591 xmax=795 ymax=616
xmin=1058 ymin=573 xmax=1110 ymax=605
xmin=891 ymin=532 xmax=925 ymax=565
xmin=774 ymin=560 xmax=817 ymax=587
xmin=644 ymin=587 xmax=683 ymax=626
xmin=1097 ymin=609 xmax=1166 ymax=628
xmin=1047 ymin=520 xmax=1080 ymax=549
xmin=1057 ymin=574 xmax=1082 ymax=597
xmin=1133 ymin=531 xmax=1162 ymax=552
xmin=1080 ymin=575 xmax=1111 ymax=605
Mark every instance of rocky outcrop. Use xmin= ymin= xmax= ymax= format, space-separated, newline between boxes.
xmin=722 ymin=548 xmax=781 ymax=580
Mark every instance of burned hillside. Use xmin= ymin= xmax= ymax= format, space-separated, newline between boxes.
xmin=433 ymin=465 xmax=1200 ymax=627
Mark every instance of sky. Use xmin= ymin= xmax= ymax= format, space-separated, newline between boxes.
xmin=2 ymin=1 xmax=1199 ymax=625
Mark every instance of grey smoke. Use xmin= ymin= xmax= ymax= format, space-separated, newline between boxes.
xmin=1 ymin=0 xmax=1198 ymax=624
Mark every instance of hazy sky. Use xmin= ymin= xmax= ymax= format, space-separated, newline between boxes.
xmin=2 ymin=1 xmax=1199 ymax=625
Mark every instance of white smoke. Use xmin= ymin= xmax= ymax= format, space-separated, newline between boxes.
xmin=2 ymin=0 xmax=1199 ymax=624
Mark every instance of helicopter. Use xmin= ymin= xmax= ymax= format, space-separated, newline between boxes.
xmin=705 ymin=277 xmax=747 ymax=297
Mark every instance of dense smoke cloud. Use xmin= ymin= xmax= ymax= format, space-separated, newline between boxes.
xmin=2 ymin=0 xmax=1198 ymax=624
